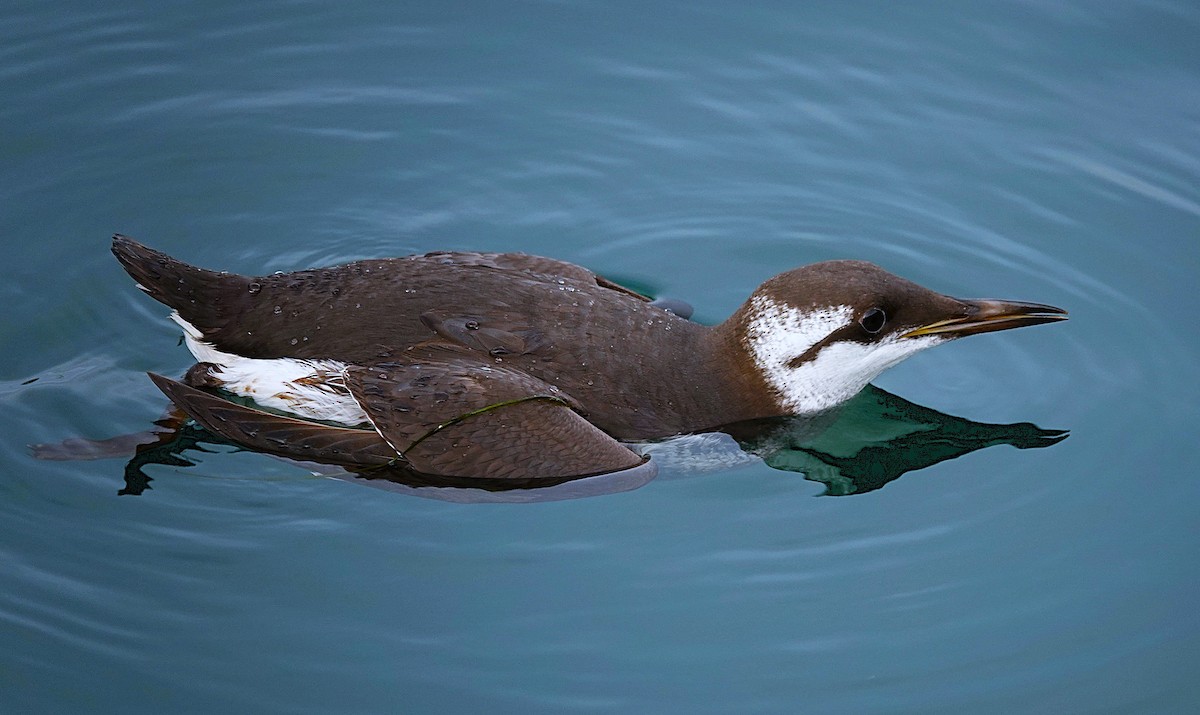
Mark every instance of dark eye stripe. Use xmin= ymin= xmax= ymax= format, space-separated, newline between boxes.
xmin=785 ymin=323 xmax=861 ymax=369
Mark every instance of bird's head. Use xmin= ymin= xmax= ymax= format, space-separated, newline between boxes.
xmin=737 ymin=260 xmax=1067 ymax=414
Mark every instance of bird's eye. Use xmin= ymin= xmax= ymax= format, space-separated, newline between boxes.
xmin=859 ymin=307 xmax=887 ymax=334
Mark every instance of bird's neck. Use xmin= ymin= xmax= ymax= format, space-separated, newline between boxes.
xmin=695 ymin=306 xmax=792 ymax=428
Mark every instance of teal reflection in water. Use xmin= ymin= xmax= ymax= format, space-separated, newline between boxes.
xmin=728 ymin=385 xmax=1067 ymax=496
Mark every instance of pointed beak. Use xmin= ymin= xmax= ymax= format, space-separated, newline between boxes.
xmin=902 ymin=299 xmax=1068 ymax=339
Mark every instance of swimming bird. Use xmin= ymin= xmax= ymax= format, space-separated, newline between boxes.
xmin=112 ymin=235 xmax=1066 ymax=481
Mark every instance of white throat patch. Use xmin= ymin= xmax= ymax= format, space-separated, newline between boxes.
xmin=743 ymin=295 xmax=944 ymax=414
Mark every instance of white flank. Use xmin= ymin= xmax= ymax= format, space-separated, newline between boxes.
xmin=171 ymin=313 xmax=368 ymax=425
xmin=743 ymin=295 xmax=944 ymax=414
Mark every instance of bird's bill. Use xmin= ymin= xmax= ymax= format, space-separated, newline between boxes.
xmin=902 ymin=299 xmax=1068 ymax=339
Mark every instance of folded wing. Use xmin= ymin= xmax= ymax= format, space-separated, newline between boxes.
xmin=148 ymin=355 xmax=648 ymax=480
xmin=340 ymin=357 xmax=647 ymax=479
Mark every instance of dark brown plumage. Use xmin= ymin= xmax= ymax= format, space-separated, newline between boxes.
xmin=113 ymin=235 xmax=776 ymax=440
xmin=113 ymin=235 xmax=1066 ymax=482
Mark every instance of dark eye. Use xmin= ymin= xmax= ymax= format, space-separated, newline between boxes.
xmin=859 ymin=307 xmax=887 ymax=334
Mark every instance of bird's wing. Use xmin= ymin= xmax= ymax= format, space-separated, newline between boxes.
xmin=341 ymin=356 xmax=647 ymax=479
xmin=148 ymin=356 xmax=648 ymax=480
xmin=147 ymin=372 xmax=398 ymax=467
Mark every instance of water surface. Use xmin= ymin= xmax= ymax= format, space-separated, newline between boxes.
xmin=2 ymin=2 xmax=1198 ymax=713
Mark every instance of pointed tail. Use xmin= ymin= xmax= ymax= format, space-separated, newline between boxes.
xmin=111 ymin=234 xmax=248 ymax=331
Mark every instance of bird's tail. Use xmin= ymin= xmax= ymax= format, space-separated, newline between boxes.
xmin=111 ymin=234 xmax=248 ymax=331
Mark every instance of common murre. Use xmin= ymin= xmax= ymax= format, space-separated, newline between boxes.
xmin=112 ymin=235 xmax=1067 ymax=481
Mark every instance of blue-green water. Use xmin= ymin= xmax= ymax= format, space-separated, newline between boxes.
xmin=3 ymin=2 xmax=1198 ymax=712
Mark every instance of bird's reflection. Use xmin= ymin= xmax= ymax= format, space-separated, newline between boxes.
xmin=35 ymin=385 xmax=1065 ymax=502
xmin=721 ymin=385 xmax=1068 ymax=496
